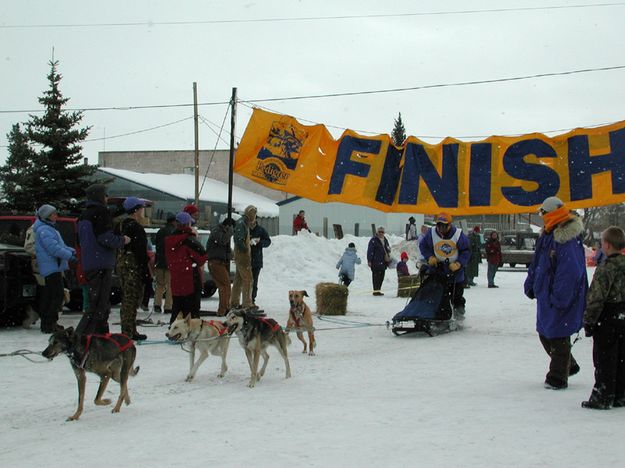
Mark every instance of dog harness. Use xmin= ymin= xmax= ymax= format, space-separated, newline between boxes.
xmin=76 ymin=333 xmax=134 ymax=369
xmin=259 ymin=317 xmax=281 ymax=332
xmin=205 ymin=320 xmax=228 ymax=336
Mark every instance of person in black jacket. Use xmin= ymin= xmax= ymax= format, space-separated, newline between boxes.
xmin=117 ymin=197 xmax=149 ymax=340
xmin=154 ymin=213 xmax=176 ymax=314
xmin=249 ymin=220 xmax=271 ymax=305
xmin=206 ymin=218 xmax=234 ymax=316
xmin=75 ymin=184 xmax=129 ymax=336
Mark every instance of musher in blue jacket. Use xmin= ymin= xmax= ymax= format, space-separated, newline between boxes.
xmin=419 ymin=212 xmax=471 ymax=318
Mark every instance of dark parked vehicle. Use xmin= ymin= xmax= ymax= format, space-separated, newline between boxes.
xmin=497 ymin=231 xmax=539 ymax=268
xmin=0 ymin=241 xmax=38 ymax=326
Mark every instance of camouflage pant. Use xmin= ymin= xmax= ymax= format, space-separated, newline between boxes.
xmin=118 ymin=253 xmax=144 ymax=336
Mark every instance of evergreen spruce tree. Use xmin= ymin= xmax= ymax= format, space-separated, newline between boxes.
xmin=0 ymin=123 xmax=40 ymax=211
xmin=392 ymin=112 xmax=407 ymax=146
xmin=25 ymin=60 xmax=96 ymax=210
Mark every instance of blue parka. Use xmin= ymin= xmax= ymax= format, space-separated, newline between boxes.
xmin=524 ymin=217 xmax=587 ymax=339
xmin=33 ymin=218 xmax=75 ymax=278
xmin=419 ymin=225 xmax=471 ymax=283
xmin=78 ymin=200 xmax=126 ymax=272
xmin=337 ymin=247 xmax=361 ymax=280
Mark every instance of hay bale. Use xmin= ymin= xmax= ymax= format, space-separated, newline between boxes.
xmin=397 ymin=274 xmax=421 ymax=298
xmin=315 ymin=282 xmax=348 ymax=315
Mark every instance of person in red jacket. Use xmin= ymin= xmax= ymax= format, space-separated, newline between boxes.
xmin=292 ymin=210 xmax=311 ymax=235
xmin=165 ymin=212 xmax=208 ymax=324
xmin=485 ymin=230 xmax=502 ymax=288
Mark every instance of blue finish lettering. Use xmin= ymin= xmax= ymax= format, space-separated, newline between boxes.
xmin=469 ymin=143 xmax=492 ymax=207
xmin=375 ymin=144 xmax=403 ymax=205
xmin=398 ymin=143 xmax=459 ymax=208
xmin=568 ymin=127 xmax=625 ymax=201
xmin=501 ymin=139 xmax=560 ymax=206
xmin=328 ymin=136 xmax=381 ymax=195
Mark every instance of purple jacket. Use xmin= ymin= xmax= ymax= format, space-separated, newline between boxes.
xmin=524 ymin=217 xmax=587 ymax=339
xmin=419 ymin=225 xmax=470 ymax=283
xmin=78 ymin=201 xmax=126 ymax=272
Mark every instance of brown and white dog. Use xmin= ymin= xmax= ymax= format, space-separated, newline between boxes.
xmin=287 ymin=290 xmax=316 ymax=355
xmin=166 ymin=313 xmax=230 ymax=382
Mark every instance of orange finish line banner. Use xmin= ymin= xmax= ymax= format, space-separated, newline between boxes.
xmin=234 ymin=108 xmax=625 ymax=214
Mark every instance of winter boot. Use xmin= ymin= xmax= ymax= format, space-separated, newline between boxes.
xmin=582 ymin=400 xmax=611 ymax=410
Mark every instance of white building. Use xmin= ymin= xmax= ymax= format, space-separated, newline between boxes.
xmin=277 ymin=196 xmax=424 ymax=238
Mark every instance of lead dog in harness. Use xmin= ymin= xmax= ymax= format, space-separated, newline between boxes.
xmin=42 ymin=327 xmax=139 ymax=421
xmin=224 ymin=309 xmax=291 ymax=388
xmin=166 ymin=312 xmax=230 ymax=382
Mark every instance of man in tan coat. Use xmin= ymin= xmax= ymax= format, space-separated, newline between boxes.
xmin=230 ymin=205 xmax=257 ymax=310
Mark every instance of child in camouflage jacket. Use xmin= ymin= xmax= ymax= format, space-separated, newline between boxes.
xmin=582 ymin=226 xmax=625 ymax=410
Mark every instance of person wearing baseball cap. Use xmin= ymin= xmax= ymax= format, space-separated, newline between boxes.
xmin=165 ymin=211 xmax=208 ymax=324
xmin=117 ymin=196 xmax=149 ymax=340
xmin=419 ymin=212 xmax=471 ymax=319
xmin=525 ymin=196 xmax=587 ymax=390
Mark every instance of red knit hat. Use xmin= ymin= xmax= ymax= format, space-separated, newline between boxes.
xmin=183 ymin=204 xmax=199 ymax=216
xmin=400 ymin=251 xmax=409 ymax=261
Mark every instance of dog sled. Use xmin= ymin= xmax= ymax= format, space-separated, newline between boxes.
xmin=388 ymin=266 xmax=460 ymax=336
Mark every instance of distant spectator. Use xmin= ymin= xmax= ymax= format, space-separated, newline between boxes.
xmin=485 ymin=230 xmax=502 ymax=288
xmin=406 ymin=217 xmax=417 ymax=241
xmin=293 ymin=210 xmax=311 ymax=235
xmin=593 ymin=241 xmax=607 ymax=266
xmin=336 ymin=242 xmax=361 ymax=287
xmin=367 ymin=226 xmax=391 ymax=296
xmin=396 ymin=251 xmax=410 ymax=277
xmin=183 ymin=204 xmax=200 ymax=225
xmin=33 ymin=204 xmax=76 ymax=333
xmin=465 ymin=226 xmax=482 ymax=287
xmin=249 ymin=219 xmax=272 ymax=305
xmin=416 ymin=224 xmax=429 ymax=264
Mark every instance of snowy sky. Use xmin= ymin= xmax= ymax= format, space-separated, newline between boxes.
xmin=1 ymin=0 xmax=624 ymax=165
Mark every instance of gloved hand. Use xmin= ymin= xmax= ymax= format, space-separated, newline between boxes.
xmin=526 ymin=289 xmax=535 ymax=300
xmin=250 ymin=237 xmax=260 ymax=246
xmin=428 ymin=256 xmax=438 ymax=267
xmin=584 ymin=323 xmax=594 ymax=338
xmin=449 ymin=261 xmax=461 ymax=272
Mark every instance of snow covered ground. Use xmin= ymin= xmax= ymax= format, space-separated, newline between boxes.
xmin=1 ymin=232 xmax=621 ymax=468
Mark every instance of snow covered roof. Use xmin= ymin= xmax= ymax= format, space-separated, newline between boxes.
xmin=98 ymin=167 xmax=278 ymax=217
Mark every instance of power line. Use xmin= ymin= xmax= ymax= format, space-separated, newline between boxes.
xmin=84 ymin=117 xmax=193 ymax=143
xmin=241 ymin=65 xmax=625 ymax=104
xmin=0 ymin=100 xmax=230 ymax=115
xmin=2 ymin=2 xmax=624 ymax=29
xmin=3 ymin=64 xmax=624 ymax=116
xmin=239 ymin=101 xmax=622 ymax=139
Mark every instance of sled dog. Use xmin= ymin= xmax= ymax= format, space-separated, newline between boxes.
xmin=224 ymin=309 xmax=291 ymax=387
xmin=42 ymin=327 xmax=139 ymax=421
xmin=287 ymin=290 xmax=316 ymax=355
xmin=166 ymin=312 xmax=230 ymax=381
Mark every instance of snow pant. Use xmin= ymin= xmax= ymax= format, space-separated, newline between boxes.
xmin=487 ymin=263 xmax=499 ymax=287
xmin=75 ymin=269 xmax=113 ymax=336
xmin=153 ymin=268 xmax=172 ymax=311
xmin=170 ymin=290 xmax=202 ymax=324
xmin=118 ymin=253 xmax=143 ymax=337
xmin=339 ymin=273 xmax=352 ymax=287
xmin=142 ymin=274 xmax=153 ymax=309
xmin=539 ymin=335 xmax=579 ymax=387
xmin=40 ymin=272 xmax=64 ymax=333
xmin=208 ymin=259 xmax=231 ymax=316
xmin=252 ymin=266 xmax=262 ymax=304
xmin=371 ymin=268 xmax=386 ymax=293
xmin=588 ymin=317 xmax=625 ymax=405
xmin=449 ymin=281 xmax=466 ymax=309
xmin=231 ymin=251 xmax=253 ymax=308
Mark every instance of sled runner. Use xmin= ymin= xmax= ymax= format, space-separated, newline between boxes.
xmin=388 ymin=266 xmax=459 ymax=336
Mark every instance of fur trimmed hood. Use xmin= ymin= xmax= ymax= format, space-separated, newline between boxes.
xmin=553 ymin=215 xmax=584 ymax=244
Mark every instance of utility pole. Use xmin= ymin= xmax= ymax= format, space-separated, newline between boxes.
xmin=193 ymin=82 xmax=200 ymax=207
xmin=227 ymin=87 xmax=237 ymax=219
